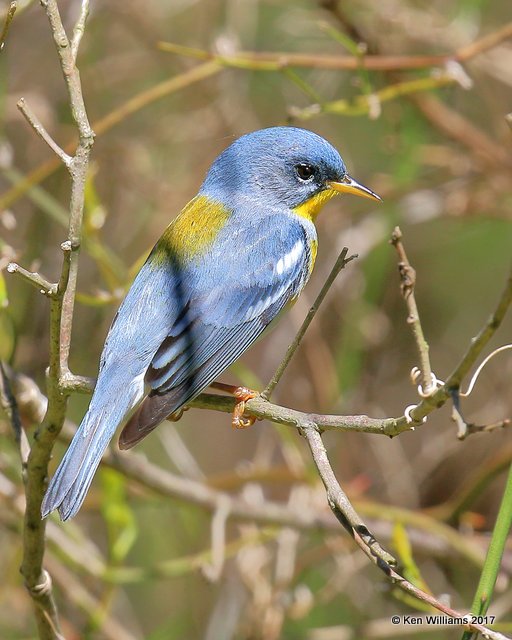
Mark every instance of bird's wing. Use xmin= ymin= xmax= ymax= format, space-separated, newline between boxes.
xmin=119 ymin=214 xmax=314 ymax=447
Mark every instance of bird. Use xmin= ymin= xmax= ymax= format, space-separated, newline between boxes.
xmin=42 ymin=126 xmax=381 ymax=521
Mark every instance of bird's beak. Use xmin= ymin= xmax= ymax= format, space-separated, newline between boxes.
xmin=327 ymin=175 xmax=382 ymax=202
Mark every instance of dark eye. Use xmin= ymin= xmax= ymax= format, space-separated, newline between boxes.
xmin=295 ymin=163 xmax=316 ymax=181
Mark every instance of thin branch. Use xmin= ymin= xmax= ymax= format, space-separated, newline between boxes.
xmin=17 ymin=98 xmax=72 ymax=167
xmin=0 ymin=0 xmax=17 ymax=52
xmin=390 ymin=227 xmax=433 ymax=395
xmin=459 ymin=418 xmax=511 ymax=440
xmin=201 ymin=497 xmax=230 ymax=582
xmin=7 ymin=262 xmax=57 ymax=297
xmin=302 ymin=426 xmax=510 ymax=640
xmin=70 ymin=0 xmax=89 ymax=63
xmin=40 ymin=5 xmax=94 ymax=380
xmin=158 ymin=23 xmax=512 ymax=71
xmin=404 ymin=268 xmax=512 ymax=425
xmin=56 ymin=239 xmax=78 ymax=377
xmin=17 ymin=1 xmax=94 ymax=638
xmin=301 ymin=426 xmax=396 ymax=567
xmin=59 ymin=372 xmax=95 ymax=394
xmin=290 ymin=73 xmax=458 ymax=120
xmin=262 ymin=248 xmax=357 ymax=400
xmin=409 ymin=93 xmax=512 ymax=170
xmin=456 ymin=23 xmax=512 ymax=61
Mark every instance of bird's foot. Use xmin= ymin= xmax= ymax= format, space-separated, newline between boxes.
xmin=209 ymin=381 xmax=258 ymax=429
xmin=232 ymin=387 xmax=257 ymax=429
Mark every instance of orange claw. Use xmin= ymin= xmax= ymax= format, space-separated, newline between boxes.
xmin=231 ymin=387 xmax=258 ymax=429
xmin=209 ymin=382 xmax=258 ymax=429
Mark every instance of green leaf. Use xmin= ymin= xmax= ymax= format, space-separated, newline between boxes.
xmin=392 ymin=521 xmax=431 ymax=594
xmin=0 ymin=272 xmax=8 ymax=308
xmin=100 ymin=467 xmax=138 ymax=564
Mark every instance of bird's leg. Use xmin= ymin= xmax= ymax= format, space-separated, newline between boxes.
xmin=232 ymin=387 xmax=258 ymax=429
xmin=209 ymin=381 xmax=258 ymax=429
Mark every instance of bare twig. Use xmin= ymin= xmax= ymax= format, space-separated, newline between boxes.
xmin=390 ymin=227 xmax=434 ymax=395
xmin=301 ymin=426 xmax=396 ymax=567
xmin=17 ymin=98 xmax=72 ymax=167
xmin=6 ymin=262 xmax=57 ymax=297
xmin=462 ymin=419 xmax=511 ymax=439
xmin=302 ymin=426 xmax=510 ymax=640
xmin=409 ymin=93 xmax=512 ymax=169
xmin=202 ymin=497 xmax=231 ymax=582
xmin=404 ymin=268 xmax=512 ymax=426
xmin=456 ymin=23 xmax=512 ymax=61
xmin=262 ymin=248 xmax=357 ymax=400
xmin=158 ymin=23 xmax=512 ymax=71
xmin=290 ymin=73 xmax=460 ymax=120
xmin=16 ymin=1 xmax=94 ymax=638
xmin=70 ymin=0 xmax=89 ymax=63
xmin=0 ymin=1 xmax=17 ymax=52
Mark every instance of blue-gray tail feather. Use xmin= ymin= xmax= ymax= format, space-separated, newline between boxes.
xmin=42 ymin=379 xmax=143 ymax=521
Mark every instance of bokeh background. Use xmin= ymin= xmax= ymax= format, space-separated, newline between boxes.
xmin=1 ymin=0 xmax=511 ymax=638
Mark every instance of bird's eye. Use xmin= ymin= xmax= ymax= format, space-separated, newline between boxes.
xmin=295 ymin=163 xmax=316 ymax=181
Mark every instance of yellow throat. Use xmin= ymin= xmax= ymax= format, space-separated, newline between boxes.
xmin=292 ymin=188 xmax=338 ymax=222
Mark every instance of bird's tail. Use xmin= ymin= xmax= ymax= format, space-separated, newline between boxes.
xmin=41 ymin=375 xmax=144 ymax=521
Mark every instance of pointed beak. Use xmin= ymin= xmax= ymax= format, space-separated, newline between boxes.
xmin=328 ymin=175 xmax=382 ymax=202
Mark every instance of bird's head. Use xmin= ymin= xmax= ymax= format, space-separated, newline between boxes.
xmin=200 ymin=127 xmax=380 ymax=220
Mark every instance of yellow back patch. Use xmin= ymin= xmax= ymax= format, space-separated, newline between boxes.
xmin=154 ymin=195 xmax=231 ymax=263
xmin=292 ymin=188 xmax=337 ymax=222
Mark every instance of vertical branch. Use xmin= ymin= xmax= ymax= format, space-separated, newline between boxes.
xmin=301 ymin=426 xmax=396 ymax=567
xmin=41 ymin=0 xmax=94 ymax=379
xmin=390 ymin=227 xmax=434 ymax=394
xmin=18 ymin=2 xmax=94 ymax=638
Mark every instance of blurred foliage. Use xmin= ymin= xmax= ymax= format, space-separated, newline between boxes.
xmin=0 ymin=0 xmax=511 ymax=639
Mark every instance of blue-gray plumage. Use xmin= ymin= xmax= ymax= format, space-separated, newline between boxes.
xmin=42 ymin=127 xmax=380 ymax=521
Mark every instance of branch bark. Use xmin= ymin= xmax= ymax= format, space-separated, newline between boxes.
xmin=16 ymin=2 xmax=94 ymax=638
xmin=158 ymin=23 xmax=512 ymax=71
xmin=390 ymin=226 xmax=433 ymax=395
